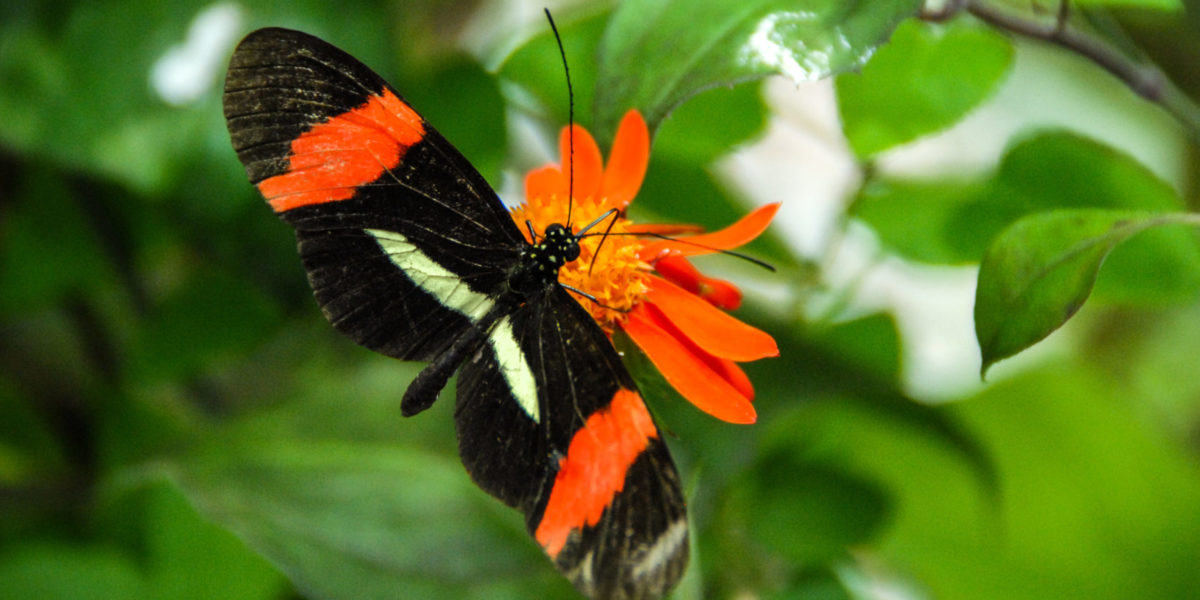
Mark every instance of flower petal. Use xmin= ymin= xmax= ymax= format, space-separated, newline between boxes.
xmin=525 ymin=165 xmax=566 ymax=201
xmin=559 ymin=124 xmax=603 ymax=202
xmin=640 ymin=202 xmax=780 ymax=259
xmin=706 ymin=355 xmax=754 ymax=401
xmin=645 ymin=275 xmax=777 ymax=361
xmin=642 ymin=300 xmax=755 ymax=401
xmin=652 ymin=255 xmax=743 ymax=310
xmin=624 ymin=304 xmax=757 ymax=424
xmin=650 ymin=303 xmax=754 ymax=401
xmin=697 ymin=277 xmax=742 ymax=310
xmin=652 ymin=254 xmax=701 ymax=292
xmin=625 ymin=223 xmax=704 ymax=236
xmin=600 ymin=110 xmax=649 ymax=210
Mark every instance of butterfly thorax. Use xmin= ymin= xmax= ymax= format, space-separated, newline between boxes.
xmin=508 ymin=223 xmax=580 ymax=297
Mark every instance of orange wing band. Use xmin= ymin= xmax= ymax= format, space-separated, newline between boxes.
xmin=259 ymin=89 xmax=426 ymax=212
xmin=534 ymin=389 xmax=658 ymax=557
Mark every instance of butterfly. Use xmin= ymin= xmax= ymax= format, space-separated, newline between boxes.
xmin=223 ymin=27 xmax=687 ymax=599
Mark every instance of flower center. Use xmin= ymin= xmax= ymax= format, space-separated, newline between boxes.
xmin=511 ymin=194 xmax=650 ymax=332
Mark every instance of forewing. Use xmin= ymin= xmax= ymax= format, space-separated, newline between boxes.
xmin=455 ymin=288 xmax=689 ymax=600
xmin=223 ymin=27 xmax=524 ymax=360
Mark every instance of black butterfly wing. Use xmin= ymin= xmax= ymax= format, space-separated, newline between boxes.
xmin=223 ymin=27 xmax=525 ymax=360
xmin=455 ymin=287 xmax=689 ymax=599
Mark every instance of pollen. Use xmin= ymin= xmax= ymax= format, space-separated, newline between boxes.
xmin=512 ymin=193 xmax=650 ymax=332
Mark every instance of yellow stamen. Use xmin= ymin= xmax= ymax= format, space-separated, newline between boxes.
xmin=511 ymin=194 xmax=650 ymax=332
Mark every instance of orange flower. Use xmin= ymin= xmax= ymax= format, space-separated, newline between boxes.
xmin=512 ymin=110 xmax=779 ymax=424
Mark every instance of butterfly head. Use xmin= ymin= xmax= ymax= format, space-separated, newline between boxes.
xmin=509 ymin=223 xmax=581 ymax=297
xmin=541 ymin=223 xmax=582 ymax=264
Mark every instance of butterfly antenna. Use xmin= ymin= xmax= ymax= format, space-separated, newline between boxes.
xmin=588 ymin=211 xmax=621 ymax=277
xmin=578 ymin=230 xmax=777 ymax=272
xmin=642 ymin=231 xmax=777 ymax=271
xmin=544 ymin=8 xmax=574 ymax=229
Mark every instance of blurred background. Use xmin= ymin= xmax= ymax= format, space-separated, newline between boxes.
xmin=2 ymin=0 xmax=1200 ymax=598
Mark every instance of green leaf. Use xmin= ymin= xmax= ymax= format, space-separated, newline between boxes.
xmin=141 ymin=481 xmax=288 ymax=600
xmin=855 ymin=131 xmax=1190 ymax=269
xmin=0 ymin=4 xmax=210 ymax=194
xmin=651 ymin=80 xmax=766 ymax=164
xmin=170 ymin=430 xmax=569 ymax=599
xmin=810 ymin=314 xmax=903 ymax=384
xmin=851 ymin=177 xmax=987 ymax=264
xmin=712 ymin=394 xmax=988 ymax=588
xmin=910 ymin=366 xmax=1200 ymax=599
xmin=974 ymin=209 xmax=1200 ymax=374
xmin=0 ymin=0 xmax=401 ymax=196
xmin=836 ymin=19 xmax=1013 ymax=157
xmin=741 ymin=453 xmax=890 ymax=564
xmin=594 ymin=0 xmax=923 ymax=135
xmin=0 ymin=166 xmax=114 ymax=313
xmin=0 ymin=542 xmax=146 ymax=600
xmin=696 ymin=315 xmax=999 ymax=498
xmin=0 ymin=381 xmax=67 ymax=487
xmin=497 ymin=10 xmax=608 ymax=132
xmin=126 ymin=270 xmax=280 ymax=383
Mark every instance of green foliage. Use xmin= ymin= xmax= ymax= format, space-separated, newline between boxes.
xmin=837 ymin=19 xmax=1013 ymax=158
xmin=2 ymin=1 xmax=1200 ymax=600
xmin=975 ymin=210 xmax=1200 ymax=374
xmin=0 ymin=481 xmax=287 ymax=600
xmin=174 ymin=441 xmax=565 ymax=600
xmin=594 ymin=0 xmax=923 ymax=137
xmin=1072 ymin=0 xmax=1182 ymax=7
xmin=854 ymin=131 xmax=1190 ymax=265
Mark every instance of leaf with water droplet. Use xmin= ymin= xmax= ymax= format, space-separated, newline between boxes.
xmin=593 ymin=0 xmax=923 ymax=136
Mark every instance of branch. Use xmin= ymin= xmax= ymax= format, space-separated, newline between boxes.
xmin=921 ymin=0 xmax=1200 ymax=142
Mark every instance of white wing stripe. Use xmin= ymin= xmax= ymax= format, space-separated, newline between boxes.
xmin=366 ymin=228 xmax=539 ymax=422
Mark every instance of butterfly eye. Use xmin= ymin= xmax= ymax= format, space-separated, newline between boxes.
xmin=563 ymin=241 xmax=580 ymax=262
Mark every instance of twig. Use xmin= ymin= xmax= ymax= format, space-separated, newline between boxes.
xmin=920 ymin=0 xmax=1200 ymax=142
xmin=920 ymin=0 xmax=968 ymax=22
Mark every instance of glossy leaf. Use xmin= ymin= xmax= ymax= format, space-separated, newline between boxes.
xmin=975 ymin=209 xmax=1200 ymax=374
xmin=650 ymin=80 xmax=766 ymax=164
xmin=594 ymin=0 xmax=923 ymax=135
xmin=496 ymin=10 xmax=607 ymax=131
xmin=172 ymin=437 xmax=567 ymax=600
xmin=856 ymin=132 xmax=1186 ymax=262
xmin=837 ymin=19 xmax=1013 ymax=157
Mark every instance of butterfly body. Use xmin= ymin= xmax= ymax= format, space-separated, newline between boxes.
xmin=223 ymin=27 xmax=687 ymax=600
xmin=401 ymin=221 xmax=581 ymax=417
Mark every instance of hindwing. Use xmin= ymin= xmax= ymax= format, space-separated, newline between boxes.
xmin=456 ymin=288 xmax=688 ymax=599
